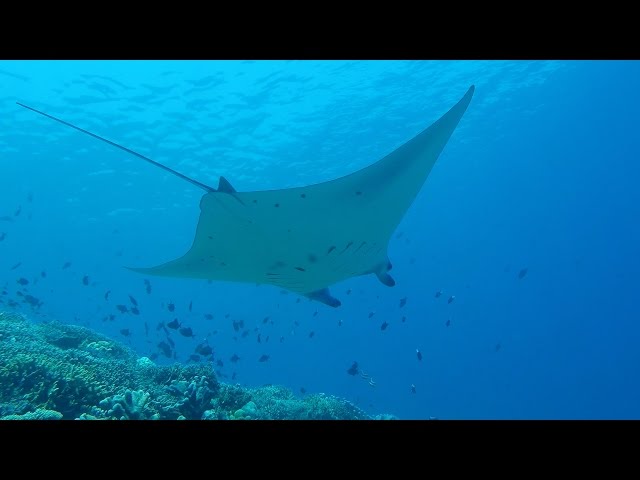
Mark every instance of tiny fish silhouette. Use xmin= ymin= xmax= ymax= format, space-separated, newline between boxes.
xmin=195 ymin=342 xmax=213 ymax=356
xmin=179 ymin=326 xmax=194 ymax=337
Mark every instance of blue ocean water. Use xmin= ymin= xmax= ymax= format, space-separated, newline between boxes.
xmin=1 ymin=60 xmax=639 ymax=419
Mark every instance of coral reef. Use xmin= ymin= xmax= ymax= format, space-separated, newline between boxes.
xmin=0 ymin=311 xmax=396 ymax=420
xmin=1 ymin=408 xmax=63 ymax=420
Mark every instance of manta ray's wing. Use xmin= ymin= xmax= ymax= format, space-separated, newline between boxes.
xmin=128 ymin=86 xmax=475 ymax=306
xmin=18 ymin=85 xmax=475 ymax=308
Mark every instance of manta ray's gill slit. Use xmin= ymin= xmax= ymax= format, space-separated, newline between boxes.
xmin=353 ymin=241 xmax=367 ymax=253
xmin=294 ymin=267 xmax=306 ymax=272
xmin=263 ymin=273 xmax=304 ymax=289
xmin=361 ymin=243 xmax=382 ymax=257
xmin=331 ymin=261 xmax=358 ymax=275
xmin=268 ymin=261 xmax=287 ymax=270
xmin=329 ymin=241 xmax=382 ymax=277
xmin=327 ymin=246 xmax=336 ymax=254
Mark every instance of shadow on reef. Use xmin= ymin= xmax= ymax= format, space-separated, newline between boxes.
xmin=0 ymin=311 xmax=397 ymax=420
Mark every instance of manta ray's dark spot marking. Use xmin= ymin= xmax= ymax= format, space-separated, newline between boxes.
xmin=339 ymin=241 xmax=354 ymax=254
xmin=355 ymin=191 xmax=362 ymax=196
xmin=327 ymin=246 xmax=336 ymax=254
xmin=274 ymin=203 xmax=280 ymax=208
xmin=295 ymin=267 xmax=306 ymax=272
xmin=308 ymin=254 xmax=317 ymax=263
xmin=300 ymin=193 xmax=306 ymax=198
xmin=208 ymin=235 xmax=213 ymax=240
xmin=252 ymin=199 xmax=257 ymax=203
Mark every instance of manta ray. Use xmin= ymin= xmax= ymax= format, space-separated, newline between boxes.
xmin=17 ymin=85 xmax=475 ymax=307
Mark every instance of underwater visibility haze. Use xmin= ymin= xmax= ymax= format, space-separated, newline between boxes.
xmin=0 ymin=60 xmax=639 ymax=420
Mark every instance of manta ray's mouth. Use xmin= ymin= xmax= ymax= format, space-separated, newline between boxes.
xmin=18 ymin=85 xmax=475 ymax=307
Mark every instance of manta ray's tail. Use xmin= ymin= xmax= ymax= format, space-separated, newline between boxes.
xmin=16 ymin=102 xmax=216 ymax=193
